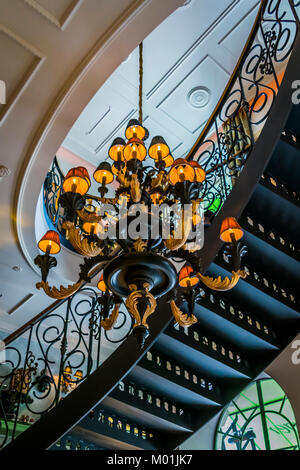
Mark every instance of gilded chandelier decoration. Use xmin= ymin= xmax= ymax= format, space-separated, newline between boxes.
xmin=34 ymin=42 xmax=250 ymax=347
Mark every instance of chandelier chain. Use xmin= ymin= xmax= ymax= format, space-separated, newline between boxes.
xmin=139 ymin=42 xmax=143 ymax=123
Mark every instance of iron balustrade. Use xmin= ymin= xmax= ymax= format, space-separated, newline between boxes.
xmin=187 ymin=0 xmax=300 ymax=210
xmin=0 ymin=282 xmax=132 ymax=449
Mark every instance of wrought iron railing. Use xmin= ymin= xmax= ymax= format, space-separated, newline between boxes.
xmin=187 ymin=0 xmax=300 ymax=208
xmin=0 ymin=280 xmax=132 ymax=449
xmin=3 ymin=0 xmax=300 ymax=452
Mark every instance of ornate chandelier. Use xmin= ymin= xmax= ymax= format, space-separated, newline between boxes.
xmin=34 ymin=44 xmax=248 ymax=347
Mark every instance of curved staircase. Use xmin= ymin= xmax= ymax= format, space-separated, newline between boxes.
xmin=1 ymin=0 xmax=300 ymax=451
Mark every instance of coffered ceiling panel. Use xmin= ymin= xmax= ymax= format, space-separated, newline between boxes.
xmin=116 ymin=0 xmax=236 ymax=97
xmin=219 ymin=5 xmax=258 ymax=59
xmin=0 ymin=25 xmax=43 ymax=121
xmin=23 ymin=0 xmax=82 ymax=29
xmin=158 ymin=56 xmax=229 ymax=134
xmin=63 ymin=0 xmax=261 ymax=164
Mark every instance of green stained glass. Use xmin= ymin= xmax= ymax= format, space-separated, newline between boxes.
xmin=215 ymin=378 xmax=300 ymax=451
xmin=207 ymin=198 xmax=222 ymax=214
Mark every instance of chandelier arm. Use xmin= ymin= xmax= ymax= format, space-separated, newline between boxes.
xmin=151 ymin=171 xmax=165 ymax=189
xmin=76 ymin=210 xmax=102 ymax=224
xmin=101 ymin=303 xmax=121 ymax=330
xmin=36 ymin=280 xmax=83 ymax=299
xmin=78 ymin=246 xmax=122 ymax=283
xmin=164 ymin=211 xmax=193 ymax=251
xmin=130 ymin=174 xmax=142 ymax=202
xmin=62 ymin=221 xmax=104 ymax=257
xmin=170 ymin=300 xmax=197 ymax=327
xmin=196 ymin=269 xmax=248 ymax=292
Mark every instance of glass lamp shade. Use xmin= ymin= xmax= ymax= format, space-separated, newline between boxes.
xmin=82 ymin=221 xmax=102 ymax=236
xmin=123 ymin=138 xmax=147 ymax=162
xmin=168 ymin=159 xmax=195 ymax=185
xmin=190 ymin=161 xmax=206 ymax=183
xmin=63 ymin=167 xmax=91 ymax=195
xmin=148 ymin=136 xmax=170 ymax=160
xmin=38 ymin=230 xmax=61 ymax=254
xmin=125 ymin=119 xmax=146 ymax=140
xmin=93 ymin=162 xmax=114 ymax=184
xmin=178 ymin=265 xmax=199 ymax=288
xmin=108 ymin=138 xmax=126 ymax=161
xmin=220 ymin=217 xmax=244 ymax=242
xmin=97 ymin=274 xmax=107 ymax=292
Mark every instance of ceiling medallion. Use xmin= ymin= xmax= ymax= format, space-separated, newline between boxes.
xmin=187 ymin=87 xmax=211 ymax=109
xmin=34 ymin=43 xmax=248 ymax=348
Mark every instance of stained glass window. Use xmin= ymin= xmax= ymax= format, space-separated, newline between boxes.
xmin=215 ymin=378 xmax=300 ymax=450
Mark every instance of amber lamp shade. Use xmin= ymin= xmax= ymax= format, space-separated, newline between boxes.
xmin=108 ymin=138 xmax=126 ymax=161
xmin=97 ymin=274 xmax=107 ymax=292
xmin=125 ymin=119 xmax=146 ymax=140
xmin=220 ymin=217 xmax=244 ymax=243
xmin=82 ymin=221 xmax=102 ymax=236
xmin=93 ymin=162 xmax=114 ymax=185
xmin=38 ymin=230 xmax=61 ymax=254
xmin=179 ymin=265 xmax=199 ymax=288
xmin=168 ymin=159 xmax=195 ymax=185
xmin=161 ymin=154 xmax=174 ymax=169
xmin=123 ymin=138 xmax=147 ymax=162
xmin=190 ymin=161 xmax=206 ymax=183
xmin=148 ymin=136 xmax=170 ymax=160
xmin=63 ymin=167 xmax=90 ymax=195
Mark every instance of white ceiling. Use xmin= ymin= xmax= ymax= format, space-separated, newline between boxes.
xmin=63 ymin=0 xmax=260 ymax=168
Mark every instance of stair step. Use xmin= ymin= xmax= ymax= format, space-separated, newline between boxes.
xmin=214 ymin=255 xmax=299 ymax=313
xmin=108 ymin=381 xmax=194 ymax=432
xmin=183 ymin=286 xmax=279 ymax=349
xmin=130 ymin=360 xmax=223 ymax=408
xmin=79 ymin=406 xmax=159 ymax=450
xmin=240 ymin=213 xmax=300 ymax=264
xmin=259 ymin=173 xmax=300 ymax=209
xmin=163 ymin=326 xmax=252 ymax=378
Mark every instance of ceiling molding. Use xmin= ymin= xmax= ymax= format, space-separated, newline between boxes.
xmin=0 ymin=23 xmax=45 ymax=123
xmin=23 ymin=0 xmax=83 ymax=30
